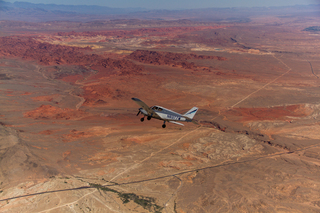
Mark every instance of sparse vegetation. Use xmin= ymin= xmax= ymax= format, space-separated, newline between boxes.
xmin=174 ymin=201 xmax=177 ymax=213
xmin=89 ymin=183 xmax=118 ymax=193
xmin=89 ymin=183 xmax=163 ymax=212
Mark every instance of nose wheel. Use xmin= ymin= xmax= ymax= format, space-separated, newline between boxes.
xmin=140 ymin=117 xmax=144 ymax=122
xmin=162 ymin=121 xmax=166 ymax=128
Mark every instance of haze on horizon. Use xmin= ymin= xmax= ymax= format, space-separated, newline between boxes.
xmin=3 ymin=0 xmax=318 ymax=10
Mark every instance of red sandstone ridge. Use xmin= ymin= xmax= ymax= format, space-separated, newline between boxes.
xmin=127 ymin=50 xmax=226 ymax=69
xmin=0 ymin=36 xmax=90 ymax=65
xmin=0 ymin=36 xmax=144 ymax=74
xmin=24 ymin=105 xmax=89 ymax=120
xmin=226 ymin=104 xmax=312 ymax=122
xmin=99 ymin=58 xmax=143 ymax=73
xmin=81 ymin=84 xmax=126 ymax=106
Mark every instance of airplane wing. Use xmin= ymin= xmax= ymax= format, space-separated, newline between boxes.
xmin=131 ymin=98 xmax=154 ymax=115
xmin=169 ymin=121 xmax=184 ymax=126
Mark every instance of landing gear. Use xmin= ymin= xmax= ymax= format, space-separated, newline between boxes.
xmin=162 ymin=121 xmax=166 ymax=128
xmin=140 ymin=117 xmax=144 ymax=122
xmin=147 ymin=116 xmax=152 ymax=120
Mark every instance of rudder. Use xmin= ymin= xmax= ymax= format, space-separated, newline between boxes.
xmin=183 ymin=107 xmax=198 ymax=120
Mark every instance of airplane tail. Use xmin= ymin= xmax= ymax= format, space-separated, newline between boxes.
xmin=183 ymin=107 xmax=198 ymax=120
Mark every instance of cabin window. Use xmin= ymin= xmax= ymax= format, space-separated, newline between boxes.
xmin=158 ymin=108 xmax=163 ymax=111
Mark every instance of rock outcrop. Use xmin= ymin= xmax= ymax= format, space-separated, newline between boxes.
xmin=127 ymin=50 xmax=226 ymax=69
xmin=0 ymin=36 xmax=144 ymax=73
xmin=24 ymin=105 xmax=89 ymax=120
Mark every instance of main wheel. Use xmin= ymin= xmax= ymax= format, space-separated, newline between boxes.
xmin=140 ymin=117 xmax=144 ymax=122
xmin=162 ymin=124 xmax=166 ymax=128
xmin=147 ymin=116 xmax=151 ymax=120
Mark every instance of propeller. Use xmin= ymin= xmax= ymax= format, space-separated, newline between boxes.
xmin=136 ymin=111 xmax=140 ymax=116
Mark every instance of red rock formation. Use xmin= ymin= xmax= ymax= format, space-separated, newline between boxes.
xmin=0 ymin=36 xmax=91 ymax=65
xmin=81 ymin=84 xmax=126 ymax=106
xmin=127 ymin=50 xmax=226 ymax=69
xmin=62 ymin=129 xmax=92 ymax=142
xmin=0 ymin=36 xmax=144 ymax=73
xmin=24 ymin=105 xmax=89 ymax=120
xmin=99 ymin=58 xmax=143 ymax=73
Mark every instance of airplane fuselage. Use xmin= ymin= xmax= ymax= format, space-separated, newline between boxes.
xmin=139 ymin=106 xmax=190 ymax=122
xmin=132 ymin=97 xmax=198 ymax=128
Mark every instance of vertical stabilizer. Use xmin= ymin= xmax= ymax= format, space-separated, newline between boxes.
xmin=183 ymin=107 xmax=198 ymax=120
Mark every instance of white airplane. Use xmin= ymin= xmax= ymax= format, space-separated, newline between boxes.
xmin=132 ymin=98 xmax=198 ymax=128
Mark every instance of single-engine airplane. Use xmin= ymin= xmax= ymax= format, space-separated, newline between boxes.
xmin=132 ymin=97 xmax=198 ymax=128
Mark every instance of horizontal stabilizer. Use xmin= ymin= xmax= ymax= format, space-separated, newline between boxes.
xmin=169 ymin=121 xmax=184 ymax=126
xmin=183 ymin=107 xmax=198 ymax=120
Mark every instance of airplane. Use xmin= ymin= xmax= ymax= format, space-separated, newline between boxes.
xmin=132 ymin=97 xmax=198 ymax=128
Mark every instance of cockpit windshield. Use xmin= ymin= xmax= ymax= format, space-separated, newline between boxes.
xmin=151 ymin=106 xmax=163 ymax=111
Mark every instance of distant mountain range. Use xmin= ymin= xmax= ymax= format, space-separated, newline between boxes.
xmin=0 ymin=1 xmax=319 ymax=22
xmin=0 ymin=1 xmax=147 ymax=14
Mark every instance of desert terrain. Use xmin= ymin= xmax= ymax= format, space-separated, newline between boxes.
xmin=0 ymin=4 xmax=320 ymax=213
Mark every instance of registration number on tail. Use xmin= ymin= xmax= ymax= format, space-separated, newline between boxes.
xmin=167 ymin=115 xmax=180 ymax=120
